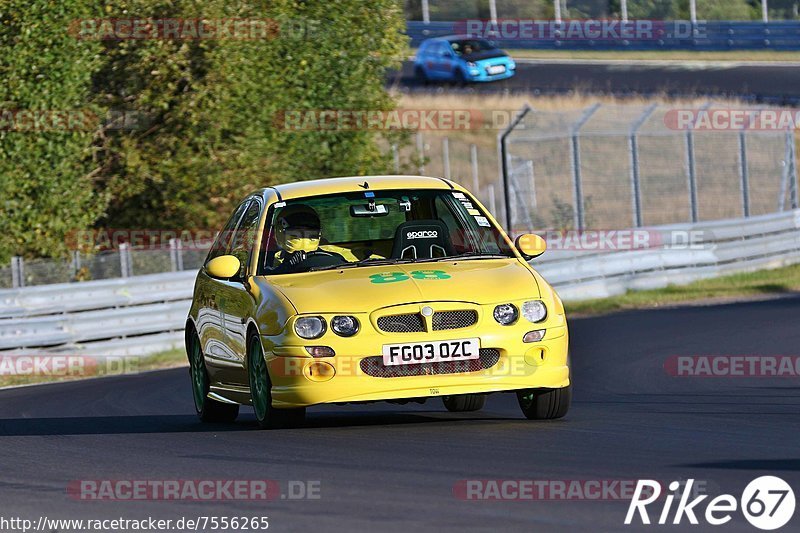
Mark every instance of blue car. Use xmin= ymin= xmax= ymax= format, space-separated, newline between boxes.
xmin=414 ymin=36 xmax=516 ymax=84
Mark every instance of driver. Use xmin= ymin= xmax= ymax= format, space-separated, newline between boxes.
xmin=273 ymin=204 xmax=322 ymax=273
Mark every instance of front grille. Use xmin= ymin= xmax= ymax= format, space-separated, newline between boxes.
xmin=432 ymin=310 xmax=478 ymax=331
xmin=360 ymin=348 xmax=500 ymax=378
xmin=377 ymin=313 xmax=425 ymax=333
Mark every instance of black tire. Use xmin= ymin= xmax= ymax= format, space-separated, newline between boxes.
xmin=442 ymin=394 xmax=486 ymax=412
xmin=247 ymin=331 xmax=305 ymax=429
xmin=453 ymin=69 xmax=467 ymax=87
xmin=414 ymin=65 xmax=429 ymax=85
xmin=187 ymin=329 xmax=239 ymax=423
xmin=517 ymin=385 xmax=571 ymax=420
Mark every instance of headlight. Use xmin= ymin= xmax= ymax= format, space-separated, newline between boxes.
xmin=467 ymin=61 xmax=477 ymax=67
xmin=294 ymin=316 xmax=326 ymax=339
xmin=509 ymin=61 xmax=516 ymax=69
xmin=493 ymin=304 xmax=518 ymax=325
xmin=522 ymin=300 xmax=547 ymax=323
xmin=331 ymin=315 xmax=359 ymax=337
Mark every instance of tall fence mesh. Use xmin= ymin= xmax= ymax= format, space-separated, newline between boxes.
xmin=504 ymin=103 xmax=799 ymax=232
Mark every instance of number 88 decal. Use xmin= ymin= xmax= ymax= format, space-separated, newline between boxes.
xmin=369 ymin=270 xmax=451 ymax=284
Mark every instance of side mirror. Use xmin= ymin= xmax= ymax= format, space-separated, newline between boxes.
xmin=206 ymin=255 xmax=241 ymax=279
xmin=515 ymin=234 xmax=546 ymax=259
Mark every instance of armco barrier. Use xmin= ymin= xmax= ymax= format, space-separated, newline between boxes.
xmin=0 ymin=210 xmax=798 ymax=357
xmin=406 ymin=21 xmax=800 ymax=50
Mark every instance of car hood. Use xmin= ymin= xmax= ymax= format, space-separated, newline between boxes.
xmin=265 ymin=259 xmax=539 ymax=314
xmin=463 ymin=49 xmax=508 ymax=62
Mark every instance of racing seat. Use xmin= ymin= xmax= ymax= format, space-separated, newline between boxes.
xmin=391 ymin=220 xmax=454 ymax=260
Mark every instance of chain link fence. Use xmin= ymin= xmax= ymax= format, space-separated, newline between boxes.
xmin=502 ymin=102 xmax=799 ymax=232
xmin=4 ymin=240 xmax=210 ymax=289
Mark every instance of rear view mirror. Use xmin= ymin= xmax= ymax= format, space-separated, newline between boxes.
xmin=351 ymin=204 xmax=389 ymax=217
xmin=515 ymin=234 xmax=547 ymax=259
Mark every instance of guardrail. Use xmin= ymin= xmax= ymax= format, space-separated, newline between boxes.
xmin=406 ymin=21 xmax=800 ymax=50
xmin=0 ymin=210 xmax=798 ymax=357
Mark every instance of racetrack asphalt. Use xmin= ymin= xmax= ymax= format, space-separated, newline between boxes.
xmin=0 ymin=296 xmax=798 ymax=532
xmin=392 ymin=60 xmax=800 ymax=104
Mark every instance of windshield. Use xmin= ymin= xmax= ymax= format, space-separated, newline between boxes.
xmin=450 ymin=39 xmax=496 ymax=56
xmin=259 ymin=189 xmax=514 ymax=275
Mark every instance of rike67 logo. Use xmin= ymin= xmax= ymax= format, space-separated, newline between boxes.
xmin=626 ymin=477 xmax=795 ymax=530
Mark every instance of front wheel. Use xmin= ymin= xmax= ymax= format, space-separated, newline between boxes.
xmin=442 ymin=394 xmax=486 ymax=412
xmin=517 ymin=385 xmax=571 ymax=420
xmin=188 ymin=331 xmax=239 ymax=423
xmin=247 ymin=332 xmax=305 ymax=429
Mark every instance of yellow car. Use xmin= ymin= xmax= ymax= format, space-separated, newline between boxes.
xmin=185 ymin=175 xmax=570 ymax=428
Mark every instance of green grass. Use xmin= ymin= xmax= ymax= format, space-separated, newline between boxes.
xmin=0 ymin=348 xmax=187 ymax=388
xmin=566 ymin=263 xmax=800 ymax=315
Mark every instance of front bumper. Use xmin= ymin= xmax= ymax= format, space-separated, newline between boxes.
xmin=263 ymin=314 xmax=569 ymax=408
xmin=465 ymin=63 xmax=516 ymax=82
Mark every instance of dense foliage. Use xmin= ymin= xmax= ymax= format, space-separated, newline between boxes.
xmin=0 ymin=0 xmax=408 ymax=262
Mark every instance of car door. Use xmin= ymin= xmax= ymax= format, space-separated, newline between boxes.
xmin=436 ymin=42 xmax=456 ymax=79
xmin=214 ymin=198 xmax=264 ymax=386
xmin=196 ymin=200 xmax=249 ymax=366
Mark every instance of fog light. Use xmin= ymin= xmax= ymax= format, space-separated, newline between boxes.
xmin=305 ymin=346 xmax=335 ymax=358
xmin=305 ymin=361 xmax=335 ymax=382
xmin=523 ymin=329 xmax=545 ymax=343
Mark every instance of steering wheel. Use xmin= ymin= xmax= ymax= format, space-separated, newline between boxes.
xmin=307 ymin=249 xmax=346 ymax=261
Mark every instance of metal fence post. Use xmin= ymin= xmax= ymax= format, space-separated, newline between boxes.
xmin=120 ymin=243 xmax=130 ymax=278
xmin=391 ymin=144 xmax=400 ymax=173
xmin=487 ymin=185 xmax=498 ymax=218
xmin=499 ymin=104 xmax=532 ymax=231
xmin=789 ymin=129 xmax=799 ymax=209
xmin=11 ymin=256 xmax=23 ymax=288
xmin=470 ymin=144 xmax=480 ymax=191
xmin=416 ymin=132 xmax=425 ymax=175
xmin=685 ymin=128 xmax=699 ymax=222
xmin=71 ymin=250 xmax=81 ymax=279
xmin=526 ymin=160 xmax=537 ymax=209
xmin=738 ymin=130 xmax=751 ymax=217
xmin=684 ymin=102 xmax=709 ymax=223
xmin=629 ymin=104 xmax=656 ymax=227
xmin=442 ymin=137 xmax=451 ymax=180
xmin=169 ymin=238 xmax=179 ymax=272
xmin=570 ymin=103 xmax=600 ymax=230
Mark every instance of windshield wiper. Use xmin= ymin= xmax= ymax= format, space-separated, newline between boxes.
xmin=432 ymin=252 xmax=508 ymax=261
xmin=309 ymin=257 xmax=418 ymax=272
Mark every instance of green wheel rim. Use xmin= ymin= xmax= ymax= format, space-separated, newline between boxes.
xmin=249 ymin=340 xmax=269 ymax=420
xmin=190 ymin=335 xmax=208 ymax=411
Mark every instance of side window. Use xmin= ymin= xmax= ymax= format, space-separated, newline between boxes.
xmin=207 ymin=201 xmax=249 ymax=263
xmin=229 ymin=200 xmax=263 ymax=278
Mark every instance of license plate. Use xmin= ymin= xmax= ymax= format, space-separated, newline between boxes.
xmin=382 ymin=338 xmax=480 ymax=366
xmin=487 ymin=65 xmax=506 ymax=75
